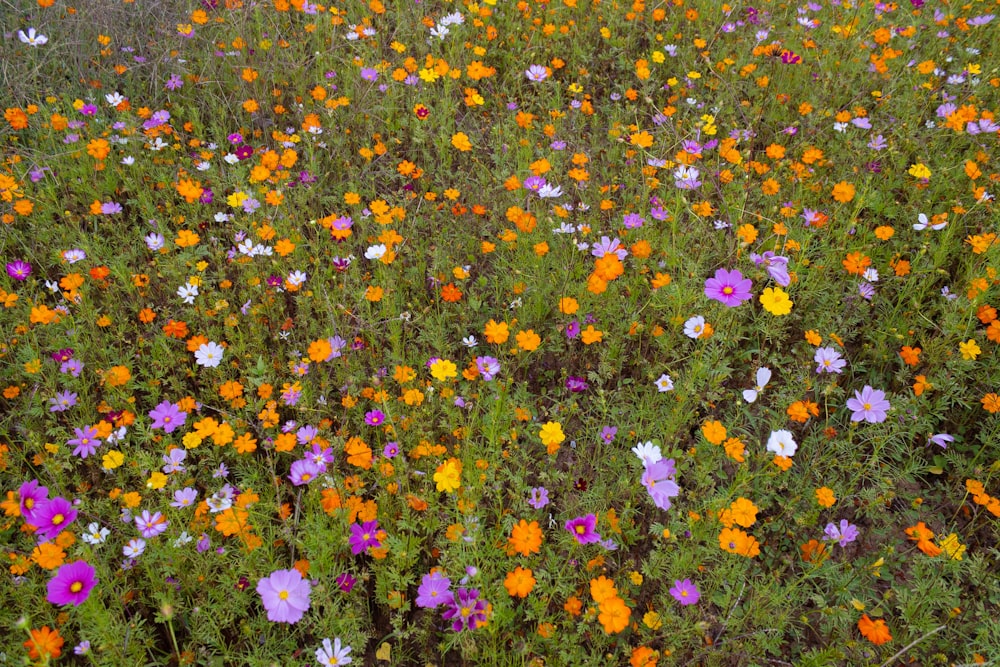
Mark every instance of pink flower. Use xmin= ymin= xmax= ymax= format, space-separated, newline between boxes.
xmin=256 ymin=569 xmax=312 ymax=624
xmin=47 ymin=561 xmax=97 ymax=606
xmin=669 ymin=578 xmax=700 ymax=606
xmin=564 ymin=514 xmax=601 ymax=545
xmin=846 ymin=385 xmax=890 ymax=423
xmin=704 ymin=268 xmax=753 ymax=307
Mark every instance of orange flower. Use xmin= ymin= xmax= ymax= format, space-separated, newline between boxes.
xmin=831 ymin=180 xmax=855 ymax=202
xmin=718 ymin=527 xmax=760 ymax=557
xmin=701 ymin=420 xmax=726 ymax=445
xmin=982 ymin=393 xmax=1000 ymax=414
xmin=800 ymin=539 xmax=828 ymax=564
xmin=24 ymin=626 xmax=63 ymax=660
xmin=597 ymin=596 xmax=631 ymax=634
xmin=899 ymin=346 xmax=921 ymax=366
xmin=842 ymin=251 xmax=872 ymax=275
xmin=589 ymin=575 xmax=618 ymax=604
xmin=815 ymin=487 xmax=836 ymax=508
xmin=162 ymin=319 xmax=189 ymax=339
xmin=483 ymin=319 xmax=510 ymax=344
xmin=508 ymin=519 xmax=543 ymax=556
xmin=905 ymin=522 xmax=943 ymax=557
xmin=515 ymin=329 xmax=541 ymax=352
xmin=441 ymin=283 xmax=462 ymax=302
xmin=563 ymin=595 xmax=583 ymax=616
xmin=786 ymin=400 xmax=819 ymax=423
xmin=504 ymin=566 xmax=536 ymax=598
xmin=858 ymin=614 xmax=892 ymax=645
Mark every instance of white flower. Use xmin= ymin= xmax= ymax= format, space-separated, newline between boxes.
xmin=123 ymin=538 xmax=146 ymax=558
xmin=537 ymin=183 xmax=563 ymax=198
xmin=655 ymin=373 xmax=674 ymax=392
xmin=121 ymin=156 xmax=135 ymax=165
xmin=862 ymin=268 xmax=879 ymax=283
xmin=462 ymin=336 xmax=478 ymax=348
xmin=223 ymin=153 xmax=239 ymax=164
xmin=287 ymin=270 xmax=307 ymax=287
xmin=18 ymin=28 xmax=48 ymax=47
xmin=214 ymin=212 xmax=230 ymax=222
xmin=766 ymin=430 xmax=797 ymax=458
xmin=194 ymin=341 xmax=225 ymax=368
xmin=631 ymin=441 xmax=662 ymax=465
xmin=913 ymin=213 xmax=947 ymax=231
xmin=148 ymin=137 xmax=169 ymax=151
xmin=316 ymin=637 xmax=353 ymax=666
xmin=174 ymin=531 xmax=193 ymax=547
xmin=683 ymin=315 xmax=706 ymax=339
xmin=105 ymin=92 xmax=126 ymax=106
xmin=82 ymin=522 xmax=110 ymax=545
xmin=364 ymin=244 xmax=387 ymax=260
xmin=45 ymin=280 xmax=60 ymax=293
xmin=429 ymin=25 xmax=450 ymax=39
xmin=177 ymin=282 xmax=199 ymax=304
xmin=742 ymin=367 xmax=772 ymax=403
xmin=439 ymin=12 xmax=465 ymax=25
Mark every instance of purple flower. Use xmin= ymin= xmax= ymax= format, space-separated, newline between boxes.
xmin=814 ymin=347 xmax=846 ymax=374
xmin=49 ymin=390 xmax=78 ymax=412
xmin=60 ymin=359 xmax=83 ymax=377
xmin=6 ymin=260 xmax=31 ymax=281
xmin=591 ymin=236 xmax=628 ymax=260
xmin=162 ymin=448 xmax=187 ymax=474
xmin=288 ymin=459 xmax=322 ymax=486
xmin=47 ymin=561 xmax=98 ymax=606
xmin=476 ymin=356 xmax=500 ymax=381
xmin=928 ymin=433 xmax=954 ymax=449
xmin=100 ymin=201 xmax=122 ymax=215
xmin=749 ymin=251 xmax=791 ymax=286
xmin=360 ymin=67 xmax=378 ymax=82
xmin=564 ymin=514 xmax=601 ymax=545
xmin=382 ymin=442 xmax=399 ymax=459
xmin=441 ymin=587 xmax=488 ymax=631
xmin=528 ymin=487 xmax=549 ymax=509
xmin=135 ymin=510 xmax=169 ymax=538
xmin=364 ymin=409 xmax=385 ymax=426
xmin=416 ymin=571 xmax=452 ymax=608
xmin=823 ymin=519 xmax=859 ymax=546
xmin=349 ymin=520 xmax=381 ymax=555
xmin=18 ymin=480 xmax=48 ymax=524
xmin=669 ymin=578 xmax=700 ymax=606
xmin=846 ymin=385 xmax=890 ymax=423
xmin=256 ymin=569 xmax=312 ymax=624
xmin=297 ymin=425 xmax=318 ymax=443
xmin=148 ymin=400 xmax=187 ymax=433
xmin=566 ymin=376 xmax=588 ymax=392
xmin=32 ymin=497 xmax=77 ymax=542
xmin=67 ymin=426 xmax=101 ymax=459
xmin=523 ymin=175 xmax=547 ymax=193
xmin=704 ymin=268 xmax=753 ymax=307
xmin=336 ymin=572 xmax=357 ymax=593
xmin=171 ymin=488 xmax=198 ymax=508
xmin=565 ymin=320 xmax=581 ymax=339
xmin=642 ymin=458 xmax=680 ymax=510
xmin=623 ymin=212 xmax=645 ymax=229
xmin=306 ymin=443 xmax=335 ymax=469
xmin=51 ymin=348 xmax=74 ymax=363
xmin=165 ymin=74 xmax=183 ymax=90
xmin=600 ymin=426 xmax=617 ymax=444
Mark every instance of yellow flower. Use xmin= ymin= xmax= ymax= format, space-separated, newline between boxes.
xmin=959 ymin=339 xmax=981 ymax=360
xmin=102 ymin=450 xmax=124 ymax=469
xmin=908 ymin=162 xmax=931 ymax=179
xmin=938 ymin=533 xmax=965 ymax=560
xmin=451 ymin=132 xmax=473 ymax=152
xmin=147 ymin=472 xmax=168 ymax=489
xmin=434 ymin=457 xmax=462 ymax=493
xmin=430 ymin=359 xmax=457 ymax=381
xmin=538 ymin=421 xmax=565 ymax=454
xmin=759 ymin=287 xmax=793 ymax=315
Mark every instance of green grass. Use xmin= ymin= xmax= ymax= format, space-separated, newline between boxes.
xmin=2 ymin=0 xmax=1000 ymax=664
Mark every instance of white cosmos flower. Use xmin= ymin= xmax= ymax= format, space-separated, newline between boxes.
xmin=364 ymin=244 xmax=386 ymax=260
xmin=631 ymin=441 xmax=662 ymax=465
xmin=766 ymin=430 xmax=797 ymax=458
xmin=742 ymin=367 xmax=772 ymax=403
xmin=194 ymin=341 xmax=225 ymax=368
xmin=177 ymin=282 xmax=199 ymax=304
xmin=18 ymin=28 xmax=48 ymax=47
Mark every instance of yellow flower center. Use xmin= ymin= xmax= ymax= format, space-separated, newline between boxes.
xmin=863 ymin=402 xmax=871 ymax=410
xmin=575 ymin=525 xmax=585 ymax=534
xmin=52 ymin=513 xmax=64 ymax=525
xmin=722 ymin=286 xmax=733 ymax=295
xmin=70 ymin=582 xmax=83 ymax=593
xmin=279 ymin=590 xmax=289 ymax=600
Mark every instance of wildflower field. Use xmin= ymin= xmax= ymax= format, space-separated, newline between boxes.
xmin=2 ymin=0 xmax=1000 ymax=664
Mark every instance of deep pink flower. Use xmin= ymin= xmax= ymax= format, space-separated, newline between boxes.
xmin=669 ymin=578 xmax=700 ymax=606
xmin=47 ymin=561 xmax=97 ymax=606
xmin=148 ymin=400 xmax=187 ymax=433
xmin=32 ymin=497 xmax=77 ymax=542
xmin=704 ymin=268 xmax=753 ymax=307
xmin=564 ymin=514 xmax=601 ymax=545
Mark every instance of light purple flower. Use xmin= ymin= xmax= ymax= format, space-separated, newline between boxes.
xmin=823 ymin=519 xmax=859 ymax=546
xmin=704 ymin=268 xmax=753 ymax=307
xmin=289 ymin=459 xmax=322 ymax=486
xmin=600 ymin=426 xmax=617 ymax=444
xmin=928 ymin=433 xmax=954 ymax=449
xmin=525 ymin=65 xmax=549 ymax=81
xmin=135 ymin=510 xmax=168 ymax=538
xmin=171 ymin=488 xmax=198 ymax=508
xmin=846 ymin=385 xmax=890 ymax=423
xmin=360 ymin=67 xmax=378 ymax=81
xmin=256 ymin=568 xmax=312 ymax=623
xmin=49 ymin=391 xmax=78 ymax=413
xmin=162 ymin=448 xmax=187 ymax=474
xmin=591 ymin=236 xmax=628 ymax=260
xmin=528 ymin=486 xmax=549 ymax=509
xmin=148 ymin=401 xmax=186 ymax=433
xmin=642 ymin=458 xmax=680 ymax=510
xmin=622 ymin=212 xmax=644 ymax=229
xmin=382 ymin=442 xmax=399 ymax=459
xmin=415 ymin=571 xmax=451 ymax=608
xmin=6 ymin=260 xmax=31 ymax=281
xmin=749 ymin=251 xmax=790 ymax=286
xmin=67 ymin=426 xmax=101 ymax=459
xmin=475 ymin=356 xmax=500 ymax=381
xmin=814 ymin=347 xmax=846 ymax=374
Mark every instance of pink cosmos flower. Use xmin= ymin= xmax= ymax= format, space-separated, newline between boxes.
xmin=47 ymin=561 xmax=97 ymax=606
xmin=704 ymin=268 xmax=753 ymax=307
xmin=256 ymin=568 xmax=312 ymax=624
xmin=846 ymin=385 xmax=890 ymax=423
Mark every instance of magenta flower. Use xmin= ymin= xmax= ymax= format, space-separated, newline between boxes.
xmin=256 ymin=568 xmax=312 ymax=624
xmin=846 ymin=385 xmax=890 ymax=423
xmin=148 ymin=400 xmax=187 ymax=433
xmin=441 ymin=587 xmax=488 ymax=631
xmin=47 ymin=561 xmax=97 ymax=606
xmin=18 ymin=480 xmax=49 ymax=524
xmin=364 ymin=409 xmax=385 ymax=426
xmin=564 ymin=513 xmax=601 ymax=545
xmin=32 ymin=497 xmax=77 ymax=542
xmin=704 ymin=268 xmax=753 ymax=307
xmin=415 ymin=571 xmax=451 ymax=609
xmin=669 ymin=578 xmax=700 ymax=606
xmin=6 ymin=260 xmax=31 ymax=280
xmin=349 ymin=520 xmax=381 ymax=555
